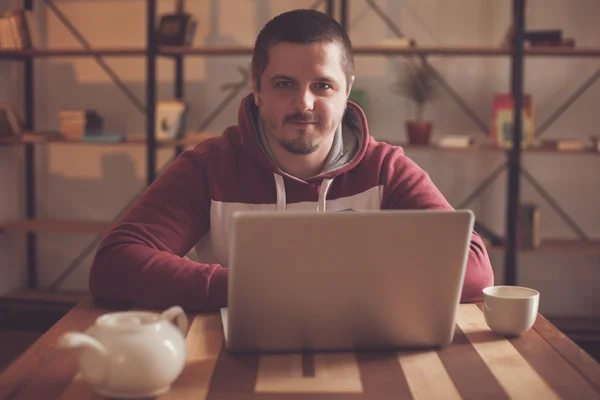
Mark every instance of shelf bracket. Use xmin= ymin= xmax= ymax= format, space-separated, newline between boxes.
xmin=456 ymin=162 xmax=508 ymax=209
xmin=535 ymin=67 xmax=600 ymax=139
xmin=520 ymin=167 xmax=590 ymax=242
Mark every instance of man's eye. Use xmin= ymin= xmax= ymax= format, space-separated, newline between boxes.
xmin=275 ymin=81 xmax=292 ymax=88
xmin=315 ymin=83 xmax=332 ymax=90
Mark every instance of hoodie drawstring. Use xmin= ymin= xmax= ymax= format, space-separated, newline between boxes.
xmin=317 ymin=178 xmax=333 ymax=212
xmin=274 ymin=173 xmax=333 ymax=212
xmin=274 ymin=174 xmax=287 ymax=211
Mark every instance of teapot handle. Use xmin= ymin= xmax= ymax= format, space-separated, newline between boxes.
xmin=162 ymin=306 xmax=189 ymax=336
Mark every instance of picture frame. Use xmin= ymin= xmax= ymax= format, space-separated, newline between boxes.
xmin=0 ymin=104 xmax=23 ymax=137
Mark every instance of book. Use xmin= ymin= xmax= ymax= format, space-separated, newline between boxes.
xmin=539 ymin=139 xmax=586 ymax=152
xmin=156 ymin=13 xmax=197 ymax=47
xmin=438 ymin=135 xmax=473 ymax=148
xmin=82 ymin=132 xmax=124 ymax=143
xmin=490 ymin=93 xmax=535 ymax=148
xmin=556 ymin=139 xmax=584 ymax=151
xmin=379 ymin=37 xmax=416 ymax=48
xmin=516 ymin=203 xmax=540 ymax=249
xmin=0 ymin=9 xmax=32 ymax=50
xmin=528 ymin=38 xmax=575 ymax=49
xmin=0 ymin=104 xmax=23 ymax=137
xmin=525 ymin=29 xmax=562 ymax=43
xmin=10 ymin=9 xmax=32 ymax=49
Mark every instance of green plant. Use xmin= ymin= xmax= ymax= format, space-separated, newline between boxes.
xmin=393 ymin=58 xmax=440 ymax=121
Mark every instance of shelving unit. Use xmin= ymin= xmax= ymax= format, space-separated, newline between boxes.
xmin=0 ymin=0 xmax=599 ymax=292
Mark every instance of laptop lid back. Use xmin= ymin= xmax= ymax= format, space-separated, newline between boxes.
xmin=226 ymin=209 xmax=474 ymax=352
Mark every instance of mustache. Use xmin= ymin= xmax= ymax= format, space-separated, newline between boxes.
xmin=285 ymin=112 xmax=321 ymax=124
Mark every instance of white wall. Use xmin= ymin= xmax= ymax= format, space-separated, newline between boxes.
xmin=0 ymin=0 xmax=598 ymax=316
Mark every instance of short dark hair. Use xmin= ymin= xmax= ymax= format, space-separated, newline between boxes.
xmin=251 ymin=9 xmax=354 ymax=91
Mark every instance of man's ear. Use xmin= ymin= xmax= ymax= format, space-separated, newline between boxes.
xmin=346 ymin=75 xmax=356 ymax=99
xmin=251 ymin=73 xmax=262 ymax=107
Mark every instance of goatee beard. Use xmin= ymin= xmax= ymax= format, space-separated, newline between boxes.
xmin=281 ymin=135 xmax=319 ymax=155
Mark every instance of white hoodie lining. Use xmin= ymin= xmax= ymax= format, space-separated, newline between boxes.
xmin=274 ymin=173 xmax=333 ymax=212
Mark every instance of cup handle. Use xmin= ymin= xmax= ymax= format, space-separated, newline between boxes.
xmin=161 ymin=306 xmax=189 ymax=336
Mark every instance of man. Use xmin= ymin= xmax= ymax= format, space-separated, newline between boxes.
xmin=89 ymin=9 xmax=493 ymax=311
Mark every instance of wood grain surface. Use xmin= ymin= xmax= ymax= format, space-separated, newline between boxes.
xmin=1 ymin=300 xmax=599 ymax=400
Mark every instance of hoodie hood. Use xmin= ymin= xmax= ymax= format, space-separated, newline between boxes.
xmin=235 ymin=93 xmax=370 ymax=212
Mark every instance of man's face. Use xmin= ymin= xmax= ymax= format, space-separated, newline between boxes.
xmin=252 ymin=41 xmax=354 ymax=155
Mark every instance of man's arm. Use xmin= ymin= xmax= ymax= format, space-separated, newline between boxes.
xmin=88 ymin=150 xmax=228 ymax=311
xmin=380 ymin=146 xmax=494 ymax=302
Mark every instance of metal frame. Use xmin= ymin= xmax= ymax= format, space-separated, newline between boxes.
xmin=504 ymin=0 xmax=526 ymax=286
xmin=23 ymin=1 xmax=36 ymax=288
xmin=14 ymin=0 xmax=597 ymax=290
xmin=146 ymin=0 xmax=158 ymax=185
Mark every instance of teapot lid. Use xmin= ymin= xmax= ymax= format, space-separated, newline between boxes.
xmin=96 ymin=311 xmax=163 ymax=331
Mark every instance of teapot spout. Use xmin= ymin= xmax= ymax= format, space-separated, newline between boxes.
xmin=58 ymin=332 xmax=109 ymax=387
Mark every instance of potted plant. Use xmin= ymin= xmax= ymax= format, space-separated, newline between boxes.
xmin=394 ymin=58 xmax=440 ymax=145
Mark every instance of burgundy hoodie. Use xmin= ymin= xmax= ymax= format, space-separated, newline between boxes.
xmin=89 ymin=94 xmax=494 ymax=311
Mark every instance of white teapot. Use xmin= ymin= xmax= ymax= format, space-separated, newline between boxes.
xmin=58 ymin=305 xmax=188 ymax=399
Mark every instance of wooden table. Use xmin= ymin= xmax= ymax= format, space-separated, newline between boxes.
xmin=1 ymin=298 xmax=600 ymax=400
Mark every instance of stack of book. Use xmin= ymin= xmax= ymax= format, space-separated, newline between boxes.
xmin=438 ymin=135 xmax=473 ymax=149
xmin=525 ymin=30 xmax=575 ymax=48
xmin=58 ymin=110 xmax=103 ymax=140
xmin=0 ymin=9 xmax=32 ymax=50
xmin=539 ymin=138 xmax=586 ymax=152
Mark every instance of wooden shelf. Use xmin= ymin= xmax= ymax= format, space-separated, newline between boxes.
xmin=0 ymin=132 xmax=217 ymax=147
xmin=0 ymin=289 xmax=87 ymax=305
xmin=158 ymin=45 xmax=514 ymax=57
xmin=159 ymin=45 xmax=253 ymax=56
xmin=525 ymin=47 xmax=600 ymax=57
xmin=492 ymin=239 xmax=600 ymax=257
xmin=0 ymin=48 xmax=147 ymax=59
xmin=391 ymin=142 xmax=600 ymax=155
xmin=4 ymin=132 xmax=599 ymax=155
xmin=4 ymin=135 xmax=598 ymax=156
xmin=0 ymin=219 xmax=113 ymax=234
xmin=391 ymin=142 xmax=502 ymax=152
xmin=520 ymin=146 xmax=600 ymax=155
xmin=158 ymin=45 xmax=600 ymax=58
xmin=353 ymin=46 xmax=512 ymax=56
xmin=355 ymin=46 xmax=600 ymax=57
xmin=2 ymin=46 xmax=599 ymax=60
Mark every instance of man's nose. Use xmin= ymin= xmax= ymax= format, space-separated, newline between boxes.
xmin=293 ymin=88 xmax=315 ymax=112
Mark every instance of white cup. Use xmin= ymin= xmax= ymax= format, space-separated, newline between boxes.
xmin=482 ymin=285 xmax=540 ymax=337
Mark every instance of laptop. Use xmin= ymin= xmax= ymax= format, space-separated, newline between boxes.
xmin=221 ymin=209 xmax=475 ymax=353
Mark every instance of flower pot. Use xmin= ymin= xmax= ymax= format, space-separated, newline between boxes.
xmin=406 ymin=120 xmax=433 ymax=145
